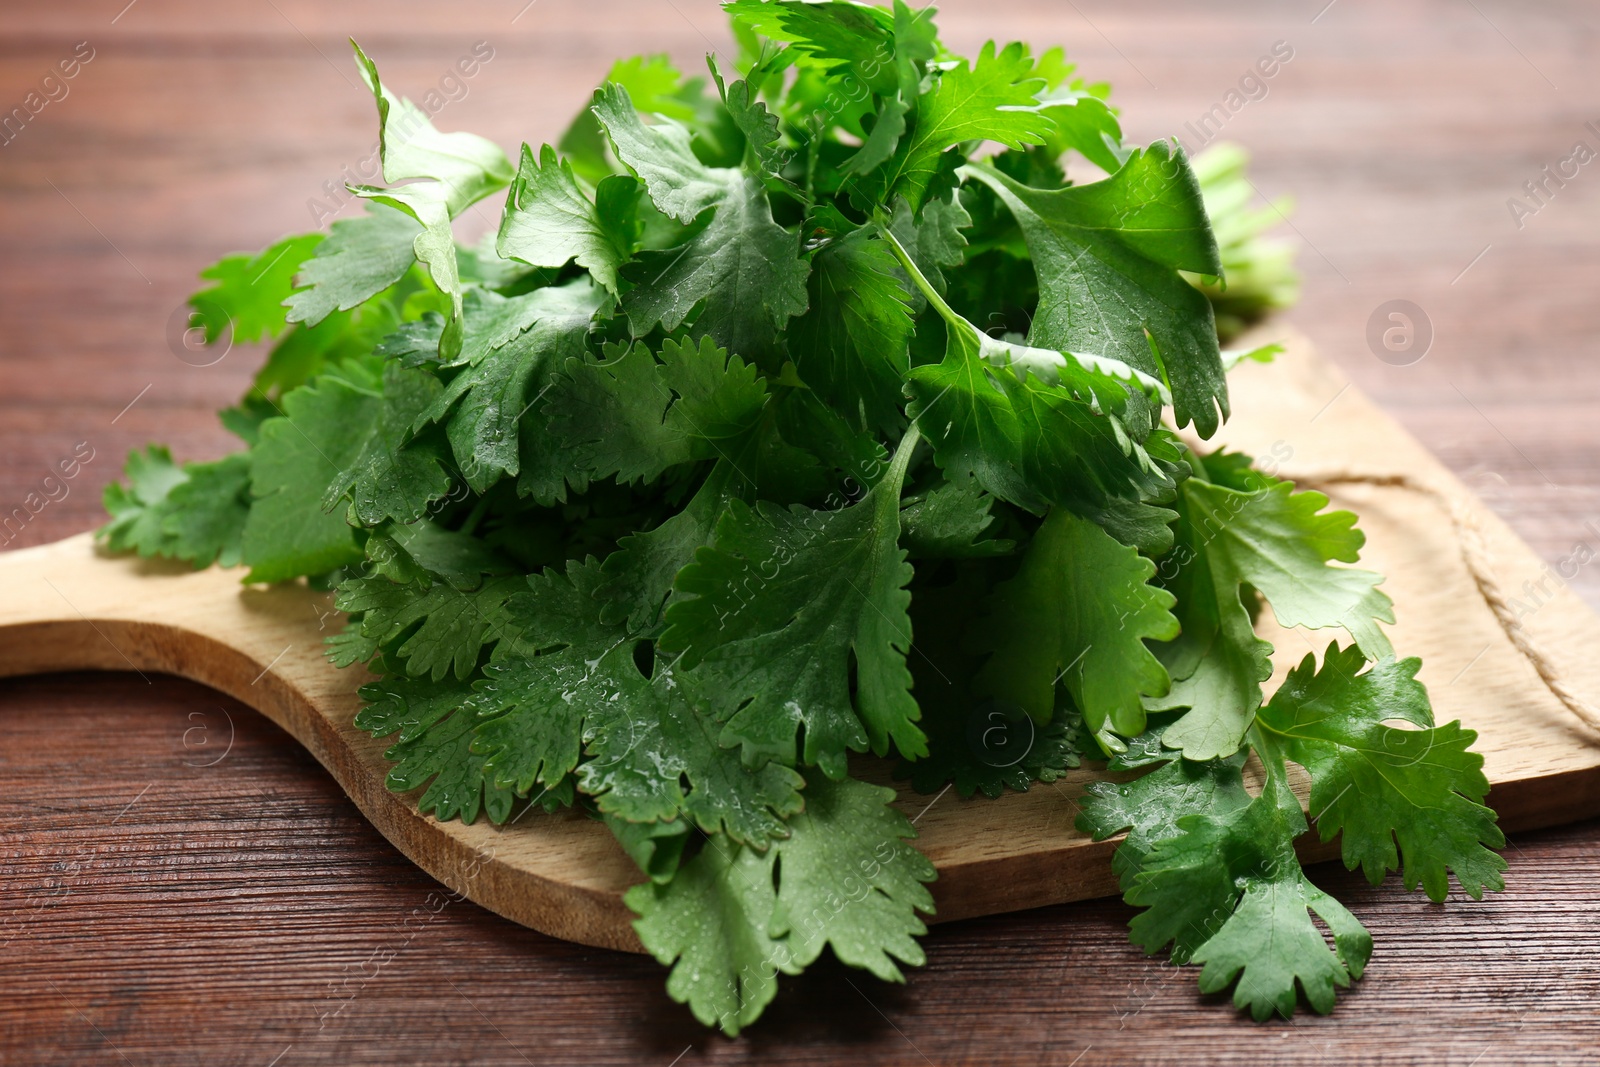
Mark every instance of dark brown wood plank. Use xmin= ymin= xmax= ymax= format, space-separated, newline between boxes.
xmin=4 ymin=0 xmax=1600 ymax=1061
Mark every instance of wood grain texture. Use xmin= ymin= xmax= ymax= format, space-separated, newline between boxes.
xmin=6 ymin=0 xmax=1600 ymax=1062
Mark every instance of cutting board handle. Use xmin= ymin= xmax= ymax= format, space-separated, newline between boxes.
xmin=0 ymin=532 xmax=650 ymax=953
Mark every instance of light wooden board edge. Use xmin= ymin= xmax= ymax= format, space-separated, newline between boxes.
xmin=4 ymin=330 xmax=1600 ymax=953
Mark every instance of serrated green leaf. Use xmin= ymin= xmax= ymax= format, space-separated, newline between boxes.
xmin=467 ymin=559 xmax=804 ymax=844
xmin=190 ymin=233 xmax=323 ymax=344
xmin=594 ymin=83 xmax=810 ymax=362
xmin=552 ymin=336 xmax=768 ymax=486
xmin=855 ymin=41 xmax=1055 ymax=212
xmin=661 ymin=430 xmax=925 ymax=775
xmin=497 ymin=142 xmax=629 ymax=295
xmin=898 ymin=477 xmax=1013 ymax=559
xmin=962 ymin=147 xmax=1227 ymax=437
xmin=1254 ymin=644 xmax=1506 ymax=901
xmin=1124 ymin=773 xmax=1372 ymax=1020
xmin=788 ymin=227 xmax=913 ymax=434
xmin=1153 ymin=467 xmax=1395 ymax=760
xmin=356 ymin=669 xmax=516 ymax=824
xmin=420 ymin=279 xmax=601 ymax=492
xmin=322 ymin=361 xmax=455 ymax=527
xmin=161 ymin=453 xmax=252 ymax=568
xmin=973 ymin=507 xmax=1178 ymax=741
xmin=284 ymin=205 xmax=421 ymax=329
xmin=628 ymin=775 xmax=934 ymax=1034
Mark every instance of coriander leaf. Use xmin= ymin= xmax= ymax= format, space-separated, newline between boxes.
xmin=448 ymin=286 xmax=580 ymax=370
xmin=343 ymin=43 xmax=513 ymax=359
xmin=1124 ymin=771 xmax=1372 ymax=1019
xmin=1076 ymin=746 xmax=1249 ymax=886
xmin=350 ymin=41 xmax=513 ymax=211
xmin=420 ymin=279 xmax=601 ymax=492
xmin=888 ymin=190 xmax=972 ymax=301
xmin=241 ymin=369 xmax=386 ymax=583
xmin=765 ymin=775 xmax=936 ymax=979
xmin=161 ymin=453 xmax=252 ymax=568
xmin=891 ymin=233 xmax=1172 ymax=518
xmin=284 ymin=205 xmax=422 ymax=329
xmin=962 ymin=147 xmax=1228 ymax=437
xmin=99 ymin=445 xmax=188 ymax=558
xmin=1036 ymin=88 xmax=1123 ymax=175
xmin=366 ymin=521 xmax=509 ymax=588
xmin=578 ymin=658 xmax=807 ymax=842
xmin=605 ymin=813 xmax=691 ymax=885
xmin=593 ymin=83 xmax=811 ymax=361
xmin=788 ymin=227 xmax=914 ymax=434
xmin=356 ymin=669 xmax=516 ymax=824
xmin=661 ymin=430 xmax=925 ymax=776
xmin=1153 ymin=471 xmax=1395 ymax=760
xmin=497 ymin=143 xmax=629 ymax=295
xmin=597 ymin=460 xmax=746 ymax=632
xmin=259 ymin=297 xmax=403 ymax=397
xmin=350 ymin=182 xmax=467 ymax=359
xmin=855 ymin=41 xmax=1055 ymax=213
xmin=628 ymin=775 xmax=935 ymax=1035
xmin=726 ymin=0 xmax=897 ymax=94
xmin=190 ymin=233 xmax=323 ymax=344
xmin=716 ymin=70 xmax=785 ymax=179
xmin=972 ymin=507 xmax=1177 ymax=742
xmin=322 ymin=361 xmax=455 ymax=527
xmin=627 ymin=832 xmax=783 ymax=1035
xmin=898 ymin=477 xmax=1013 ymax=559
xmin=1254 ymin=644 xmax=1506 ymax=901
xmin=335 ymin=573 xmax=524 ymax=682
xmin=552 ymin=336 xmax=768 ymax=485
xmin=469 ymin=559 xmax=803 ymax=843
xmin=561 ymin=54 xmax=744 ymax=183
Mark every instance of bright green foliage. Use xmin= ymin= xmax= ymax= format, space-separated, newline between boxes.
xmin=660 ymin=430 xmax=924 ymax=777
xmin=594 ymin=83 xmax=811 ymax=362
xmin=470 ymin=559 xmax=805 ymax=845
xmin=1152 ymin=457 xmax=1394 ymax=760
xmin=100 ymin=446 xmax=250 ymax=567
xmin=190 ymin=233 xmax=323 ymax=343
xmin=422 ymin=279 xmax=602 ymax=493
xmin=333 ymin=572 xmax=524 ymax=681
xmin=284 ymin=205 xmax=422 ymax=329
xmin=1081 ymin=641 xmax=1507 ymax=1019
xmin=627 ymin=775 xmax=935 ymax=1034
xmin=1129 ymin=774 xmax=1373 ymax=1021
xmin=497 ymin=143 xmax=629 ymax=295
xmin=102 ymin=3 xmax=1494 ymax=1033
xmin=789 ymin=225 xmax=915 ymax=434
xmin=962 ymin=149 xmax=1227 ymax=437
xmin=1254 ymin=644 xmax=1507 ymax=901
xmin=239 ymin=377 xmax=368 ymax=582
xmin=552 ymin=337 xmax=769 ymax=485
xmin=162 ymin=454 xmax=253 ymax=567
xmin=853 ymin=40 xmax=1056 ymax=212
xmin=972 ymin=507 xmax=1177 ymax=744
xmin=356 ymin=668 xmax=517 ymax=824
xmin=898 ymin=478 xmax=1013 ymax=559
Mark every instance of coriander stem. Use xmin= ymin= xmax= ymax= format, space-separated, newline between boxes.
xmin=878 ymin=226 xmax=963 ymax=331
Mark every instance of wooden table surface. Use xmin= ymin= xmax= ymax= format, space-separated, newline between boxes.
xmin=4 ymin=1 xmax=1600 ymax=1063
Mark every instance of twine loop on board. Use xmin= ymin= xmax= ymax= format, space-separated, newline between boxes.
xmin=1285 ymin=469 xmax=1600 ymax=735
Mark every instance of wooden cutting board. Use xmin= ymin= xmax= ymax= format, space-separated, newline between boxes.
xmin=4 ymin=330 xmax=1600 ymax=955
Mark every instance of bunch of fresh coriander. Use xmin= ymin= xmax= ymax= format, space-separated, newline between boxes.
xmin=103 ymin=0 xmax=1504 ymax=1031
